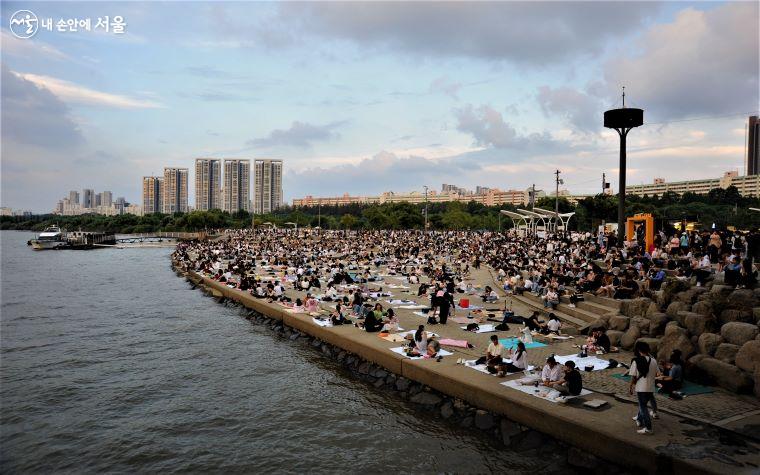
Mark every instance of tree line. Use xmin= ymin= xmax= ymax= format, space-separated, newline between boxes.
xmin=3 ymin=186 xmax=760 ymax=233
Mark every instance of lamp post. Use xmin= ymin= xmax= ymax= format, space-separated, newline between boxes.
xmin=604 ymin=88 xmax=643 ymax=239
xmin=423 ymin=185 xmax=429 ymax=232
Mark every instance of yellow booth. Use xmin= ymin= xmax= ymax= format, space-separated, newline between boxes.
xmin=626 ymin=213 xmax=654 ymax=251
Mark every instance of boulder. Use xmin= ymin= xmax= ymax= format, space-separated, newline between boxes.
xmin=694 ymin=357 xmax=753 ymax=393
xmin=721 ymin=322 xmax=760 ymax=346
xmin=710 ymin=284 xmax=733 ymax=295
xmin=500 ymin=419 xmax=521 ymax=445
xmin=735 ymin=340 xmax=760 ymax=373
xmin=727 ymin=289 xmax=758 ymax=310
xmin=609 ymin=315 xmax=630 ymax=332
xmin=587 ymin=318 xmax=607 ymax=332
xmin=645 ymin=302 xmax=661 ymax=318
xmin=690 ymin=301 xmax=714 ymax=317
xmin=410 ymin=392 xmax=442 ymax=407
xmin=621 ymin=298 xmax=653 ymax=318
xmin=659 ymin=279 xmax=692 ymax=308
xmin=665 ymin=322 xmax=687 ymax=337
xmin=631 ymin=316 xmax=650 ymax=333
xmin=754 ymin=307 xmax=760 ymax=324
xmin=676 ymin=288 xmax=701 ymax=305
xmin=474 ymin=410 xmax=495 ymax=430
xmin=607 ymin=330 xmax=624 ymax=347
xmin=657 ymin=329 xmax=696 ymax=361
xmin=666 ymin=301 xmax=688 ymax=320
xmin=648 ymin=313 xmax=669 ymax=336
xmin=636 ymin=337 xmax=661 ymax=356
xmin=620 ymin=326 xmax=641 ymax=350
xmin=675 ymin=310 xmax=696 ymax=327
xmin=714 ymin=343 xmax=740 ymax=365
xmin=755 ymin=367 xmax=760 ymax=398
xmin=684 ymin=313 xmax=718 ymax=337
xmin=719 ymin=309 xmax=754 ymax=325
xmin=697 ymin=333 xmax=722 ymax=356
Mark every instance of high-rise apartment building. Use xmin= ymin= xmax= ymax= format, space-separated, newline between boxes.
xmin=69 ymin=190 xmax=80 ymax=205
xmin=253 ymin=159 xmax=282 ymax=214
xmin=223 ymin=159 xmax=251 ymax=213
xmin=115 ymin=197 xmax=126 ymax=215
xmin=747 ymin=116 xmax=760 ymax=175
xmin=100 ymin=191 xmax=113 ymax=208
xmin=162 ymin=167 xmax=189 ymax=214
xmin=194 ymin=158 xmax=221 ymax=211
xmin=143 ymin=177 xmax=164 ymax=214
xmin=82 ymin=189 xmax=94 ymax=208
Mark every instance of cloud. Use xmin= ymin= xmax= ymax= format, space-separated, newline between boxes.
xmin=277 ymin=2 xmax=660 ymax=64
xmin=429 ymin=77 xmax=462 ymax=99
xmin=15 ymin=73 xmax=164 ymax=109
xmin=249 ymin=120 xmax=346 ymax=148
xmin=536 ymin=86 xmax=602 ymax=133
xmin=454 ymin=104 xmax=561 ymax=150
xmin=1 ymin=31 xmax=70 ymax=61
xmin=604 ymin=2 xmax=759 ymax=121
xmin=1 ymin=64 xmax=84 ymax=149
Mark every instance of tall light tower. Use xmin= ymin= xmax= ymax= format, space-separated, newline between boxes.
xmin=604 ymin=88 xmax=643 ymax=239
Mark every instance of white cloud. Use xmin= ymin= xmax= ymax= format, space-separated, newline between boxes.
xmin=1 ymin=31 xmax=71 ymax=61
xmin=15 ymin=72 xmax=164 ymax=109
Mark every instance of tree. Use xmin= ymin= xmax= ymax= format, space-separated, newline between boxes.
xmin=340 ymin=214 xmax=358 ymax=229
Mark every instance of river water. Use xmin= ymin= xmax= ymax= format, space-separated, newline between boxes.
xmin=1 ymin=231 xmax=535 ymax=473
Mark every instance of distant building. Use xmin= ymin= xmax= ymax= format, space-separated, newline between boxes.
xmin=143 ymin=176 xmax=164 ymax=214
xmin=55 ymin=200 xmax=64 ymax=214
xmin=475 ymin=186 xmax=492 ymax=195
xmin=223 ymin=159 xmax=251 ymax=213
xmin=100 ymin=191 xmax=113 ymax=208
xmin=115 ymin=197 xmax=126 ymax=215
xmin=194 ymin=158 xmax=222 ymax=211
xmin=162 ymin=168 xmax=189 ymax=214
xmin=293 ymin=187 xmax=545 ymax=208
xmin=69 ymin=190 xmax=80 ymax=205
xmin=253 ymin=159 xmax=283 ymax=214
xmin=748 ymin=116 xmax=760 ymax=176
xmin=0 ymin=207 xmax=12 ymax=216
xmin=626 ymin=171 xmax=760 ymax=197
xmin=82 ymin=189 xmax=94 ymax=208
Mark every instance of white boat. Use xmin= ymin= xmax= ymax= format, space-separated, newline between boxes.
xmin=31 ymin=226 xmax=68 ymax=250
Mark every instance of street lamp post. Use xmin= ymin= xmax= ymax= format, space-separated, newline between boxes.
xmin=423 ymin=185 xmax=429 ymax=232
xmin=604 ymin=89 xmax=643 ymax=239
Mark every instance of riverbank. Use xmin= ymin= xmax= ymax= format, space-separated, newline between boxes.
xmin=176 ymin=263 xmax=760 ymax=474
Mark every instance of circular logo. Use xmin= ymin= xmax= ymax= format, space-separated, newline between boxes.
xmin=9 ymin=10 xmax=38 ymax=39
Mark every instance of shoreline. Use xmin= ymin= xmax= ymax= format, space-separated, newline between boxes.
xmin=174 ymin=261 xmax=760 ymax=474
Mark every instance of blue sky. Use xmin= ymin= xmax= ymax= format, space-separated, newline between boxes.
xmin=1 ymin=1 xmax=758 ymax=212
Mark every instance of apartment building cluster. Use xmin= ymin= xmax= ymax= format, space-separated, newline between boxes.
xmin=142 ymin=159 xmax=282 ymax=215
xmin=54 ymin=189 xmax=140 ymax=216
xmin=292 ymin=185 xmax=546 ymax=208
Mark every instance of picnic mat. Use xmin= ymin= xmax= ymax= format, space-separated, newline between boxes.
xmin=399 ymin=305 xmax=428 ymax=310
xmin=499 ymin=337 xmax=547 ymax=350
xmin=380 ymin=333 xmax=408 ymax=343
xmin=541 ymin=334 xmax=574 ymax=340
xmin=460 ymin=324 xmax=499 ymax=333
xmin=464 ymin=361 xmax=536 ymax=376
xmin=386 ymin=299 xmax=417 ymax=305
xmin=389 ymin=347 xmax=453 ymax=360
xmin=312 ymin=318 xmax=333 ymax=327
xmin=554 ymin=354 xmax=611 ymax=372
xmin=612 ymin=373 xmax=714 ymax=395
xmin=501 ymin=379 xmax=593 ymax=403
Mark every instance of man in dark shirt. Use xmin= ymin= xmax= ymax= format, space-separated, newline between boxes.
xmin=552 ymin=361 xmax=583 ymax=396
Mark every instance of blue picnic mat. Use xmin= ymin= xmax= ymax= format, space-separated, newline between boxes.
xmin=612 ymin=373 xmax=714 ymax=395
xmin=499 ymin=337 xmax=547 ymax=350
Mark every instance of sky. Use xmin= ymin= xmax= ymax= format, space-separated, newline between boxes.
xmin=1 ymin=1 xmax=758 ymax=212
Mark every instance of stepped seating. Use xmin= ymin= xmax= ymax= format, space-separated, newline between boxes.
xmin=510 ymin=290 xmax=621 ymax=329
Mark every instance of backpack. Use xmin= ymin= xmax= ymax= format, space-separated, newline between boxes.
xmin=466 ymin=323 xmax=480 ymax=332
xmin=495 ymin=322 xmax=510 ymax=331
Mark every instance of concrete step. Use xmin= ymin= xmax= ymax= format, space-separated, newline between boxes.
xmin=518 ymin=292 xmax=601 ymax=324
xmin=583 ymin=293 xmax=622 ymax=310
xmin=511 ymin=294 xmax=588 ymax=328
xmin=576 ymin=299 xmax=619 ymax=316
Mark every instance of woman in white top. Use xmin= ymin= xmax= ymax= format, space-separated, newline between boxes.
xmin=497 ymin=341 xmax=528 ymax=376
xmin=547 ymin=314 xmax=562 ymax=334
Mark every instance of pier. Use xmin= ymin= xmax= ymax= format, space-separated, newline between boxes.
xmin=177 ymin=264 xmax=760 ymax=475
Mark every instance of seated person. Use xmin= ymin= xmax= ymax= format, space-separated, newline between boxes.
xmin=524 ymin=311 xmax=544 ymax=332
xmin=495 ymin=341 xmax=528 ymax=376
xmin=585 ymin=328 xmax=613 ymax=353
xmin=381 ymin=308 xmax=400 ymax=333
xmin=543 ymin=288 xmax=559 ymax=309
xmin=475 ymin=334 xmax=504 ymax=368
xmin=362 ymin=304 xmax=385 ymax=332
xmin=546 ymin=314 xmax=562 ymax=334
xmin=481 ymin=286 xmax=498 ymax=303
xmin=656 ymin=349 xmax=684 ymax=395
xmin=647 ymin=266 xmax=666 ymax=291
xmin=547 ymin=361 xmax=583 ymax=396
xmin=330 ymin=303 xmax=350 ymax=325
xmin=541 ymin=356 xmax=563 ymax=386
xmin=406 ymin=325 xmax=428 ymax=356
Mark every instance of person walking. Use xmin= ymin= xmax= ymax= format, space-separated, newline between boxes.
xmin=629 ymin=341 xmax=659 ymax=434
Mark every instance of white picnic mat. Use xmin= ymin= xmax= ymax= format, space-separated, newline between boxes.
xmin=460 ymin=324 xmax=498 ymax=333
xmin=386 ymin=299 xmax=417 ymax=305
xmin=554 ymin=354 xmax=610 ymax=371
xmin=399 ymin=304 xmax=427 ymax=310
xmin=389 ymin=346 xmax=453 ymax=359
xmin=312 ymin=318 xmax=333 ymax=328
xmin=463 ymin=361 xmax=535 ymax=376
xmin=501 ymin=379 xmax=592 ymax=402
xmin=397 ymin=329 xmax=439 ymax=338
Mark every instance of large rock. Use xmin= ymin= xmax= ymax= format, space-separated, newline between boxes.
xmin=621 ymin=298 xmax=653 ymax=318
xmin=657 ymin=329 xmax=696 ymax=361
xmin=607 ymin=330 xmax=624 ymax=347
xmin=410 ymin=392 xmax=442 ymax=407
xmin=631 ymin=316 xmax=650 ymax=333
xmin=684 ymin=313 xmax=718 ymax=337
xmin=665 ymin=322 xmax=687 ymax=338
xmin=675 ymin=311 xmax=696 ymax=327
xmin=609 ymin=315 xmax=630 ymax=332
xmin=735 ymin=340 xmax=760 ymax=373
xmin=620 ymin=326 xmax=641 ymax=350
xmin=755 ymin=367 xmax=760 ymax=397
xmin=714 ymin=343 xmax=740 ymax=364
xmin=720 ymin=309 xmax=754 ymax=325
xmin=690 ymin=301 xmax=714 ymax=317
xmin=676 ymin=288 xmax=702 ymax=305
xmin=721 ymin=322 xmax=760 ymax=346
xmin=645 ymin=302 xmax=661 ymax=318
xmin=710 ymin=284 xmax=733 ymax=296
xmin=648 ymin=313 xmax=669 ymax=336
xmin=474 ymin=410 xmax=495 ymax=430
xmin=636 ymin=337 xmax=661 ymax=356
xmin=697 ymin=333 xmax=722 ymax=356
xmin=694 ymin=357 xmax=753 ymax=393
xmin=754 ymin=307 xmax=760 ymax=324
xmin=727 ymin=289 xmax=758 ymax=310
xmin=666 ymin=301 xmax=688 ymax=320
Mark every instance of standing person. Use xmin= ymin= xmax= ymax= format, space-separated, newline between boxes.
xmin=629 ymin=341 xmax=659 ymax=434
xmin=438 ymin=289 xmax=454 ymax=325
